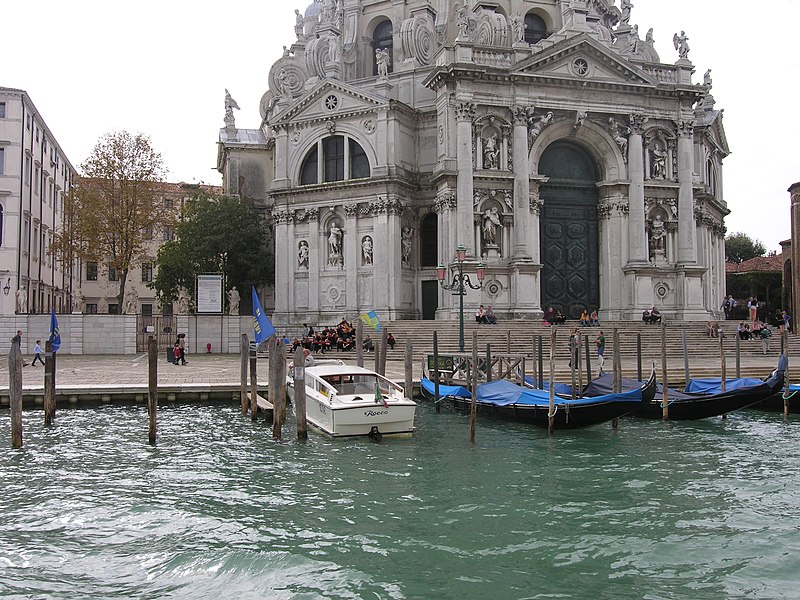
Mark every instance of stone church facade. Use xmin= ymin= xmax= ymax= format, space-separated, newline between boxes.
xmin=217 ymin=0 xmax=729 ymax=325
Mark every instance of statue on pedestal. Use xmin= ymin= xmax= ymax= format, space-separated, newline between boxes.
xmin=227 ymin=287 xmax=240 ymax=315
xmin=483 ymin=207 xmax=502 ymax=246
xmin=15 ymin=286 xmax=27 ymax=314
xmin=673 ymin=30 xmax=690 ymax=60
xmin=224 ymin=89 xmax=240 ymax=128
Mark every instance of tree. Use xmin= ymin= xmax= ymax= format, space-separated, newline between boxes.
xmin=725 ymin=232 xmax=766 ymax=264
xmin=52 ymin=131 xmax=168 ymax=311
xmin=152 ymin=191 xmax=272 ymax=313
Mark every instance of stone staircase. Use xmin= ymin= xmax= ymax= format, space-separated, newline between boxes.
xmin=373 ymin=320 xmax=798 ymax=385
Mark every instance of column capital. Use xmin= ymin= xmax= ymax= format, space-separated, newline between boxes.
xmin=677 ymin=119 xmax=695 ymax=137
xmin=511 ymin=105 xmax=533 ymax=126
xmin=628 ymin=113 xmax=648 ymax=135
xmin=454 ymin=101 xmax=476 ymax=122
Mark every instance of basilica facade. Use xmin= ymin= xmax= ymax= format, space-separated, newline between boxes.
xmin=217 ymin=0 xmax=729 ymax=325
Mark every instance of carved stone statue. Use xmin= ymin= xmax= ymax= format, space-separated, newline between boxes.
xmin=320 ymin=0 xmax=335 ymax=23
xmin=510 ymin=11 xmax=525 ymax=43
xmin=362 ymin=236 xmax=373 ymax=266
xmin=72 ymin=289 xmax=84 ymax=314
xmin=376 ymin=48 xmax=390 ymax=80
xmin=328 ymin=223 xmax=343 ymax=266
xmin=177 ymin=288 xmax=190 ymax=314
xmin=673 ymin=30 xmax=690 ymax=60
xmin=574 ymin=110 xmax=588 ymax=131
xmin=607 ymin=117 xmax=629 ymax=156
xmin=298 ymin=240 xmax=309 ymax=269
xmin=482 ymin=134 xmax=499 ymax=170
xmin=627 ymin=24 xmax=640 ymax=53
xmin=401 ymin=226 xmax=414 ymax=263
xmin=327 ymin=35 xmax=341 ymax=64
xmin=620 ymin=0 xmax=633 ymax=25
xmin=645 ymin=28 xmax=654 ymax=45
xmin=456 ymin=5 xmax=470 ymax=39
xmin=703 ymin=69 xmax=712 ymax=87
xmin=483 ymin=207 xmax=502 ymax=245
xmin=227 ymin=287 xmax=240 ymax=315
xmin=15 ymin=286 xmax=27 ymax=314
xmin=224 ymin=89 xmax=240 ymax=128
xmin=528 ymin=112 xmax=554 ymax=144
xmin=650 ymin=142 xmax=667 ymax=179
xmin=276 ymin=70 xmax=293 ymax=99
xmin=294 ymin=9 xmax=304 ymax=38
xmin=649 ymin=215 xmax=666 ymax=259
xmin=123 ymin=287 xmax=138 ymax=315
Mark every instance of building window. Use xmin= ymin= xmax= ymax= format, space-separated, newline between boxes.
xmin=299 ymin=136 xmax=371 ymax=185
xmin=420 ymin=213 xmax=438 ymax=267
xmin=141 ymin=262 xmax=153 ymax=282
xmin=86 ymin=303 xmax=98 ymax=314
xmin=141 ymin=304 xmax=153 ymax=316
xmin=108 ymin=303 xmax=119 ymax=315
xmin=34 ymin=166 xmax=40 ymax=194
xmin=33 ymin=226 xmax=39 ymax=258
xmin=143 ymin=224 xmax=153 ymax=240
xmin=24 ymin=155 xmax=31 ymax=183
xmin=108 ymin=266 xmax=118 ymax=281
xmin=163 ymin=226 xmax=174 ymax=242
xmin=163 ymin=197 xmax=173 ymax=209
xmin=26 ymin=115 xmax=31 ymax=130
xmin=372 ymin=19 xmax=393 ymax=76
xmin=162 ymin=303 xmax=174 ymax=317
xmin=87 ymin=261 xmax=98 ymax=281
xmin=524 ymin=13 xmax=548 ymax=45
xmin=0 ymin=102 xmax=6 ymax=118
xmin=0 ymin=147 xmax=4 ymax=175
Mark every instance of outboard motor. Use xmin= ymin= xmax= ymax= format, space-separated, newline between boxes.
xmin=368 ymin=426 xmax=382 ymax=442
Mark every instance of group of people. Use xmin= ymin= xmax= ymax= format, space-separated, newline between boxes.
xmin=543 ymin=306 xmax=567 ymax=325
xmin=172 ymin=333 xmax=188 ymax=365
xmin=290 ymin=320 xmax=396 ymax=354
xmin=567 ymin=328 xmax=607 ymax=375
xmin=579 ymin=309 xmax=600 ymax=327
xmin=642 ymin=307 xmax=662 ymax=324
xmin=475 ymin=305 xmax=498 ymax=324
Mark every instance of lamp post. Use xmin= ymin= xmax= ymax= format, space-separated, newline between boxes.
xmin=437 ymin=245 xmax=485 ymax=353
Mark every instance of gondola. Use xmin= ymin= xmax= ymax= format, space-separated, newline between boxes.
xmin=582 ymin=355 xmax=787 ymax=420
xmin=419 ymin=377 xmax=472 ymax=402
xmin=431 ymin=371 xmax=656 ymax=429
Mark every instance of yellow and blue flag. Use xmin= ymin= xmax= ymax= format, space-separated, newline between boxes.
xmin=49 ymin=308 xmax=61 ymax=353
xmin=252 ymin=286 xmax=275 ymax=344
xmin=360 ymin=310 xmax=380 ymax=332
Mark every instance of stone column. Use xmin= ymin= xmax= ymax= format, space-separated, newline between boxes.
xmin=307 ymin=208 xmax=320 ymax=317
xmin=677 ymin=120 xmax=696 ymax=264
xmin=344 ymin=205 xmax=358 ymax=316
xmin=627 ymin=114 xmax=648 ymax=263
xmin=455 ymin=101 xmax=476 ymax=256
xmin=511 ymin=106 xmax=531 ymax=260
xmin=273 ymin=210 xmax=290 ymax=321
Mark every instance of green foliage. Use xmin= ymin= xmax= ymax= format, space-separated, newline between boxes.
xmin=153 ymin=192 xmax=273 ymax=312
xmin=725 ymin=232 xmax=766 ymax=264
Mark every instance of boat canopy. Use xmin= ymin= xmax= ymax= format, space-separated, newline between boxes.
xmin=420 ymin=377 xmax=472 ymax=399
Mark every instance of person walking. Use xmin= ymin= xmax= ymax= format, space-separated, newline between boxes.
xmin=178 ymin=333 xmax=188 ymax=365
xmin=31 ymin=339 xmax=45 ymax=366
xmin=596 ymin=331 xmax=606 ymax=375
xmin=759 ymin=325 xmax=772 ymax=355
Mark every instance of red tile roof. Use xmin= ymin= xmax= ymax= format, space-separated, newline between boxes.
xmin=726 ymin=254 xmax=783 ymax=273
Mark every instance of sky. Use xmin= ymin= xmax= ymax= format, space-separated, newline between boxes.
xmin=4 ymin=0 xmax=798 ymax=252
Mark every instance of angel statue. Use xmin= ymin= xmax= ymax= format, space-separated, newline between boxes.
xmin=224 ymin=89 xmax=240 ymax=127
xmin=673 ymin=30 xmax=690 ymax=60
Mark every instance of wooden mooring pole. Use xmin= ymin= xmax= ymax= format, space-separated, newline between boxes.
xmin=584 ymin=335 xmax=592 ymax=384
xmin=682 ymin=330 xmax=690 ymax=384
xmin=404 ymin=340 xmax=413 ymax=400
xmin=470 ymin=332 xmax=478 ymax=442
xmin=293 ymin=348 xmax=308 ymax=440
xmin=356 ymin=320 xmax=364 ymax=367
xmin=720 ymin=329 xmax=728 ymax=419
xmin=784 ymin=329 xmax=790 ymax=418
xmin=249 ymin=344 xmax=258 ymax=421
xmin=379 ymin=328 xmax=388 ymax=376
xmin=44 ymin=340 xmax=56 ymax=426
xmin=433 ymin=331 xmax=441 ymax=412
xmin=612 ymin=328 xmax=621 ymax=428
xmin=277 ymin=341 xmax=287 ymax=424
xmin=485 ymin=343 xmax=492 ymax=382
xmin=735 ymin=334 xmax=741 ymax=379
xmin=661 ymin=320 xmax=669 ymax=421
xmin=9 ymin=339 xmax=23 ymax=449
xmin=548 ymin=326 xmax=557 ymax=434
xmin=538 ymin=335 xmax=544 ymax=390
xmin=240 ymin=333 xmax=249 ymax=414
xmin=272 ymin=338 xmax=283 ymax=440
xmin=148 ymin=336 xmax=158 ymax=446
xmin=506 ymin=329 xmax=511 ymax=354
xmin=636 ymin=332 xmax=642 ymax=383
xmin=374 ymin=332 xmax=381 ymax=374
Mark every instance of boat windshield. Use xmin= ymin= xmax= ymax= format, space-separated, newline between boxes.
xmin=322 ymin=374 xmax=395 ymax=396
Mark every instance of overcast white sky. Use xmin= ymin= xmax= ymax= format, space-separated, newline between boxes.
xmin=5 ymin=1 xmax=798 ymax=252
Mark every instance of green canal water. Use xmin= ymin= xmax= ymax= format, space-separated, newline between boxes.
xmin=1 ymin=402 xmax=798 ymax=599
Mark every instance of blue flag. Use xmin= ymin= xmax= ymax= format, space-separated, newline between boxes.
xmin=252 ymin=286 xmax=275 ymax=344
xmin=49 ymin=308 xmax=61 ymax=353
xmin=360 ymin=310 xmax=381 ymax=332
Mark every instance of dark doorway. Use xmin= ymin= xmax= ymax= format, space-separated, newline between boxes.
xmin=421 ymin=280 xmax=439 ymax=320
xmin=539 ymin=142 xmax=600 ymax=319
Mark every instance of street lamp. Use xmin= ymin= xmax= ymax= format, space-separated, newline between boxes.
xmin=437 ymin=245 xmax=485 ymax=353
xmin=3 ymin=278 xmax=10 ymax=296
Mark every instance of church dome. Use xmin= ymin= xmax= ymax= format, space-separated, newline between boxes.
xmin=304 ymin=0 xmax=322 ymax=18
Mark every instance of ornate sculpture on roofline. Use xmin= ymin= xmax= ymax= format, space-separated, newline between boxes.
xmin=703 ymin=69 xmax=712 ymax=87
xmin=510 ymin=11 xmax=525 ymax=43
xmin=376 ymin=48 xmax=390 ymax=81
xmin=673 ymin=31 xmax=690 ymax=60
xmin=224 ymin=89 xmax=240 ymax=128
xmin=294 ymin=9 xmax=304 ymax=38
xmin=620 ymin=0 xmax=633 ymax=26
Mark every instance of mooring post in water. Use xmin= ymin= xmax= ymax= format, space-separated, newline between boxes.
xmin=506 ymin=329 xmax=511 ymax=354
xmin=612 ymin=328 xmax=621 ymax=428
xmin=636 ymin=332 xmax=642 ymax=382
xmin=584 ymin=335 xmax=592 ymax=384
xmin=44 ymin=340 xmax=56 ymax=426
xmin=293 ymin=348 xmax=307 ymax=440
xmin=735 ymin=334 xmax=741 ymax=379
xmin=661 ymin=320 xmax=669 ymax=421
xmin=271 ymin=338 xmax=283 ymax=440
xmin=356 ymin=319 xmax=364 ymax=367
xmin=148 ymin=336 xmax=158 ymax=446
xmin=521 ymin=356 xmax=526 ymax=387
xmin=374 ymin=333 xmax=381 ymax=374
xmin=249 ymin=342 xmax=258 ymax=421
xmin=682 ymin=330 xmax=690 ymax=384
xmin=548 ymin=326 xmax=557 ymax=434
xmin=570 ymin=329 xmax=577 ymax=400
xmin=9 ymin=339 xmax=23 ymax=449
xmin=784 ymin=330 xmax=791 ymax=418
xmin=433 ymin=331 xmax=441 ymax=413
xmin=404 ymin=340 xmax=413 ymax=400
xmin=470 ymin=332 xmax=478 ymax=443
xmin=576 ymin=330 xmax=584 ymax=394
xmin=486 ymin=343 xmax=492 ymax=382
xmin=277 ymin=341 xmax=288 ymax=424
xmin=719 ymin=329 xmax=728 ymax=419
xmin=240 ymin=333 xmax=249 ymax=414
xmin=379 ymin=328 xmax=388 ymax=376
xmin=538 ymin=335 xmax=544 ymax=390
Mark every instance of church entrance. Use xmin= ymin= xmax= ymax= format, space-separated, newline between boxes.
xmin=538 ymin=142 xmax=600 ymax=320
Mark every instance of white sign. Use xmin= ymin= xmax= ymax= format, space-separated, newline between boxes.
xmin=196 ymin=274 xmax=223 ymax=314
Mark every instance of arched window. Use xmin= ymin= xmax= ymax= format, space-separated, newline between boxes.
xmin=419 ymin=213 xmax=438 ymax=267
xmin=524 ymin=13 xmax=548 ymax=45
xmin=299 ymin=136 xmax=371 ymax=185
xmin=372 ymin=19 xmax=393 ymax=76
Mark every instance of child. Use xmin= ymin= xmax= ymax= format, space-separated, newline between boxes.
xmin=31 ymin=340 xmax=45 ymax=366
xmin=173 ymin=342 xmax=181 ymax=365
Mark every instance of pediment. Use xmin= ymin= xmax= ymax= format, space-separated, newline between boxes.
xmin=513 ymin=34 xmax=656 ymax=87
xmin=272 ymin=79 xmax=389 ymax=125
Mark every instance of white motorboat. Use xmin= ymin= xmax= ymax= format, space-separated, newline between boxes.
xmin=287 ymin=359 xmax=417 ymax=437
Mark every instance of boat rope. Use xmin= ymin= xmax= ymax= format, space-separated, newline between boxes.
xmin=548 ymin=404 xmax=558 ymax=418
xmin=781 ymin=389 xmax=799 ymax=400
